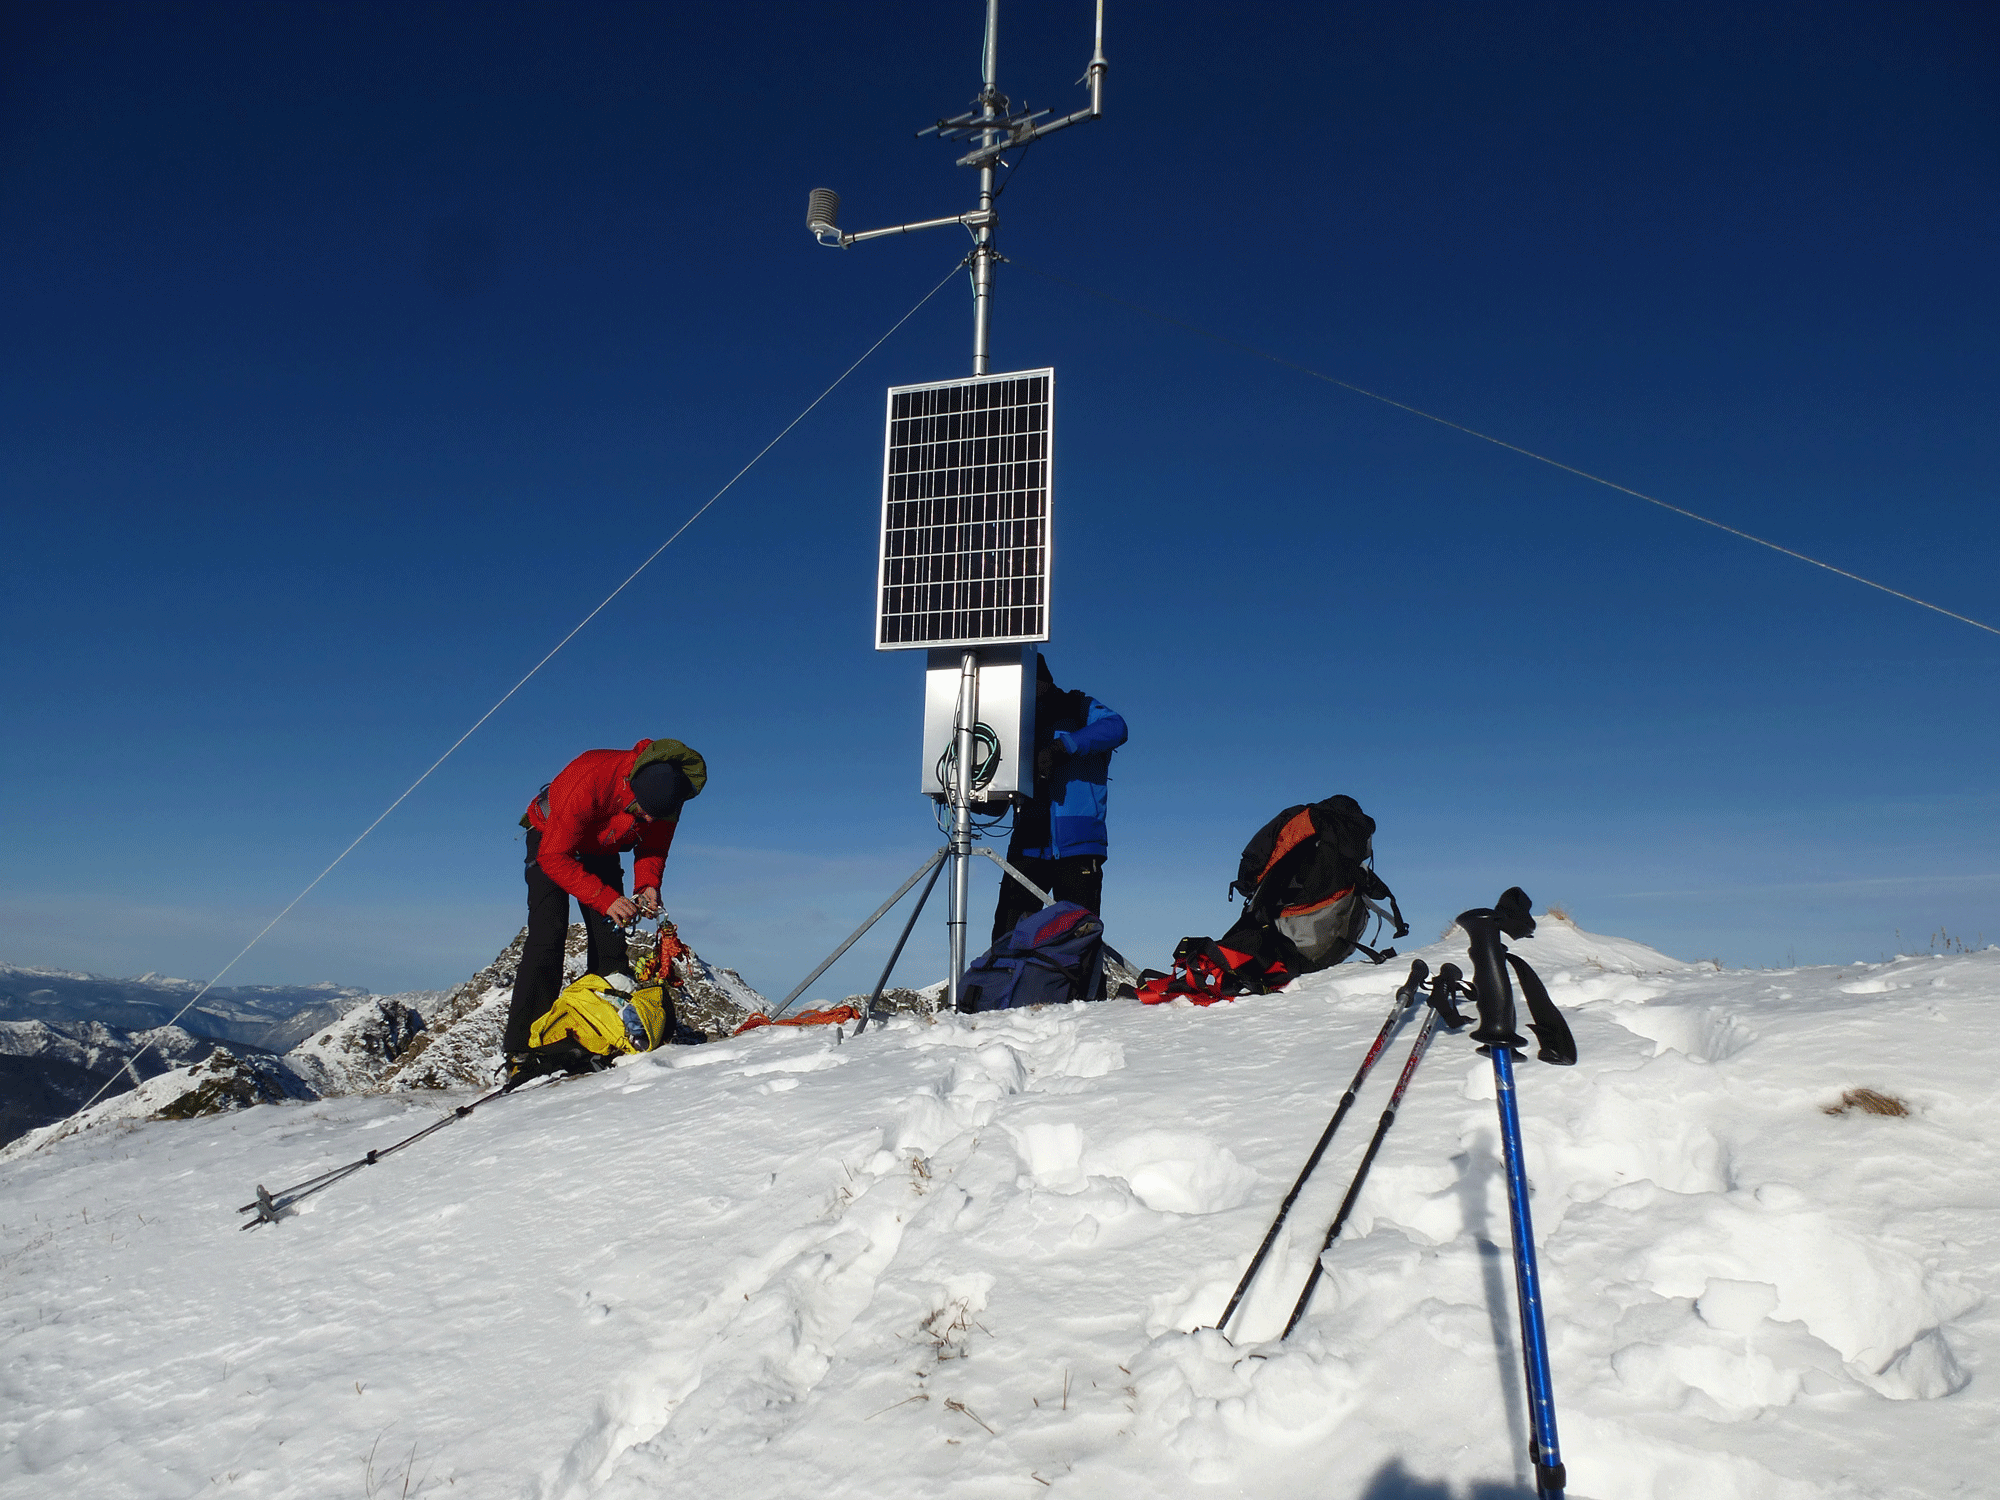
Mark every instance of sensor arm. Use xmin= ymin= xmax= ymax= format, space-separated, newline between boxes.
xmin=953 ymin=2 xmax=1106 ymax=168
xmin=808 ymin=0 xmax=1105 ymax=245
xmin=812 ymin=206 xmax=996 ymax=250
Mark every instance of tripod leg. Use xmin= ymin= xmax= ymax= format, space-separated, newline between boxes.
xmin=973 ymin=845 xmax=1054 ymax=906
xmin=769 ymin=848 xmax=948 ymax=1019
xmin=856 ymin=852 xmax=949 ymax=1035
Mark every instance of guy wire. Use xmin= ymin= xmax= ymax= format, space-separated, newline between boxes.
xmin=39 ymin=257 xmax=969 ymax=1148
xmin=1009 ymin=259 xmax=1998 ymax=641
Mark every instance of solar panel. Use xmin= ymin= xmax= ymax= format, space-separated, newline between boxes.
xmin=876 ymin=368 xmax=1054 ymax=650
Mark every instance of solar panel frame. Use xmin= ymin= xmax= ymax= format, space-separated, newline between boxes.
xmin=875 ymin=367 xmax=1054 ymax=651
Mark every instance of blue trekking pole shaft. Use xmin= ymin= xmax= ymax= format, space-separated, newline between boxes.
xmin=1460 ymin=893 xmax=1565 ymax=1500
xmin=1213 ymin=959 xmax=1428 ymax=1336
xmin=1491 ymin=1043 xmax=1565 ymax=1498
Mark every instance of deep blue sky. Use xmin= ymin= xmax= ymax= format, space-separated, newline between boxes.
xmin=4 ymin=1 xmax=1995 ymax=997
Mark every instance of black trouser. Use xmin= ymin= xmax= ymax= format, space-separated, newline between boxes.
xmin=990 ymin=851 xmax=1104 ymax=945
xmin=504 ymin=829 xmax=632 ymax=1055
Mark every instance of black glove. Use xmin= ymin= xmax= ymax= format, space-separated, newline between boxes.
xmin=1035 ymin=740 xmax=1067 ymax=780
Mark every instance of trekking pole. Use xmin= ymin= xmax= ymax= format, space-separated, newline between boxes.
xmin=236 ymin=1073 xmax=547 ymax=1229
xmin=1459 ymin=889 xmax=1574 ymax=1500
xmin=1212 ymin=959 xmax=1428 ymax=1337
xmin=1280 ymin=962 xmax=1465 ymax=1340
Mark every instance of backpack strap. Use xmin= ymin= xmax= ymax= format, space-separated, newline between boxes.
xmin=1361 ymin=869 xmax=1410 ymax=939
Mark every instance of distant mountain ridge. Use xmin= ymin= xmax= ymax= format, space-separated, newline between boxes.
xmin=0 ymin=1018 xmax=222 ymax=1146
xmin=0 ymin=966 xmax=443 ymax=1148
xmin=0 ymin=963 xmax=372 ymax=1052
xmin=3 ymin=926 xmax=770 ymax=1153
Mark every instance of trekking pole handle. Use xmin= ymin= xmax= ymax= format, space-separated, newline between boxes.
xmin=1394 ymin=958 xmax=1429 ymax=1007
xmin=1456 ymin=888 xmax=1535 ymax=1052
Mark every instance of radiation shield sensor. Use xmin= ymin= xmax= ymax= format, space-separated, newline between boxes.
xmin=876 ymin=368 xmax=1053 ymax=652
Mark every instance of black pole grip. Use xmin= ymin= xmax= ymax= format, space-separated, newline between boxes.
xmin=1428 ymin=962 xmax=1471 ymax=1028
xmin=1395 ymin=958 xmax=1430 ymax=1006
xmin=1457 ymin=898 xmax=1529 ymax=1052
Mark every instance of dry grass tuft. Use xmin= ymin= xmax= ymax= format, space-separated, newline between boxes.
xmin=1824 ymin=1088 xmax=1910 ymax=1118
xmin=922 ymin=1297 xmax=989 ymax=1359
xmin=1543 ymin=903 xmax=1573 ymax=922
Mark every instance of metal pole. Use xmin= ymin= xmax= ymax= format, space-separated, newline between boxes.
xmin=1213 ymin=961 xmax=1430 ymax=1338
xmin=1088 ymin=0 xmax=1105 ymax=115
xmin=971 ymin=0 xmax=1000 ymax=374
xmin=1282 ymin=1002 xmax=1446 ymax=1339
xmin=945 ymin=649 xmax=980 ymax=1011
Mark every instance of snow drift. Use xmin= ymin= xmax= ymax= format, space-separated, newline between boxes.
xmin=1 ymin=917 xmax=1993 ymax=1499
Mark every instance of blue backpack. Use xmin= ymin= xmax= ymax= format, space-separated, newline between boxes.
xmin=958 ymin=902 xmax=1108 ymax=1013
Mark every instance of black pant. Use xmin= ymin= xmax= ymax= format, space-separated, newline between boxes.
xmin=504 ymin=830 xmax=631 ymax=1056
xmin=990 ymin=851 xmax=1104 ymax=945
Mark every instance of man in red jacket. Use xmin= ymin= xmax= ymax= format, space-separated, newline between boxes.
xmin=503 ymin=737 xmax=708 ymax=1064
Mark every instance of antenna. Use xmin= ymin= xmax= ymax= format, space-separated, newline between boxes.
xmin=805 ymin=0 xmax=1108 ymax=375
xmin=785 ymin=4 xmax=1108 ymax=1021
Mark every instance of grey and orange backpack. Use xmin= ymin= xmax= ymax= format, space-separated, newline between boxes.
xmin=1137 ymin=795 xmax=1407 ymax=1006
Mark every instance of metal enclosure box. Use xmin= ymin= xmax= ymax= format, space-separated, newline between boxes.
xmin=920 ymin=644 xmax=1037 ymax=802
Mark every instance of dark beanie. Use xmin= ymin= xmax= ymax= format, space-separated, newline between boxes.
xmin=629 ymin=761 xmax=695 ymax=819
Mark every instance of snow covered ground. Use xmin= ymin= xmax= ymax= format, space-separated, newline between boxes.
xmin=1 ymin=915 xmax=1993 ymax=1499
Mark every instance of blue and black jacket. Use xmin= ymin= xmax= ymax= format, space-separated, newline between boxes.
xmin=1012 ymin=692 xmax=1128 ymax=860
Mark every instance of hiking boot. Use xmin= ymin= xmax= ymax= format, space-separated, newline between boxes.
xmin=503 ymin=1052 xmax=545 ymax=1087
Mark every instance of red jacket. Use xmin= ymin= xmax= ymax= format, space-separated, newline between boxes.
xmin=524 ymin=741 xmax=679 ymax=914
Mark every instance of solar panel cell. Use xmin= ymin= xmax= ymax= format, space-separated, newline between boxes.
xmin=877 ymin=369 xmax=1054 ymax=649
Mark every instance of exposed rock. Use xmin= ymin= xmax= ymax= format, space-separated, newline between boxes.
xmin=286 ymin=996 xmax=430 ymax=1096
xmin=376 ymin=923 xmax=767 ymax=1089
xmin=0 ymin=1019 xmax=237 ymax=1147
xmin=669 ymin=955 xmax=763 ymax=1036
xmin=153 ymin=1048 xmax=313 ymax=1121
xmin=842 ymin=984 xmax=938 ymax=1018
xmin=4 ymin=1042 xmax=319 ymax=1158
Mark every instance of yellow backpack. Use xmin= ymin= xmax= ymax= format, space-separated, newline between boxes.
xmin=528 ymin=972 xmax=672 ymax=1060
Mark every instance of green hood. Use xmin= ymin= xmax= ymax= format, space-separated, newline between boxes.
xmin=632 ymin=738 xmax=707 ymax=797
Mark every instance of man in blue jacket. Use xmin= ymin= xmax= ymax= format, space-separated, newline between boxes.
xmin=992 ymin=655 xmax=1129 ymax=941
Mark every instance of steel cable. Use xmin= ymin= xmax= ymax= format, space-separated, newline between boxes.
xmin=1009 ymin=260 xmax=1998 ymax=640
xmin=37 ymin=257 xmax=968 ymax=1149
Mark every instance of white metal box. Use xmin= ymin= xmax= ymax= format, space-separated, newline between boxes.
xmin=920 ymin=644 xmax=1037 ymax=802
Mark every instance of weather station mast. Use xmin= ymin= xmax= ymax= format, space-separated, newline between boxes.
xmin=774 ymin=2 xmax=1108 ymax=1024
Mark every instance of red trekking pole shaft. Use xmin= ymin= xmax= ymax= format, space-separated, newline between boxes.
xmin=1213 ymin=960 xmax=1428 ymax=1337
xmin=1282 ymin=969 xmax=1456 ymax=1339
